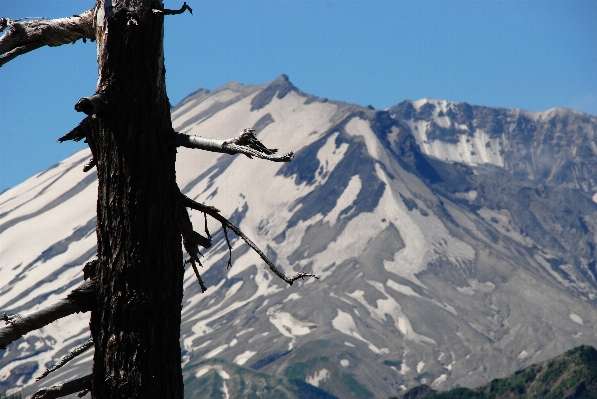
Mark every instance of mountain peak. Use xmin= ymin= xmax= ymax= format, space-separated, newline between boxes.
xmin=250 ymin=74 xmax=299 ymax=111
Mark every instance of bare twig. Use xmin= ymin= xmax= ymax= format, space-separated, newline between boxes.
xmin=36 ymin=338 xmax=93 ymax=381
xmin=31 ymin=374 xmax=92 ymax=399
xmin=182 ymin=194 xmax=318 ymax=286
xmin=0 ymin=10 xmax=95 ymax=67
xmin=188 ymin=260 xmax=207 ymax=293
xmin=222 ymin=224 xmax=233 ymax=269
xmin=176 ymin=128 xmax=294 ymax=162
xmin=164 ymin=2 xmax=193 ymax=15
xmin=0 ymin=280 xmax=95 ymax=349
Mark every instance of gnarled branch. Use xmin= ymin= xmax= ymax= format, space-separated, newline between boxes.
xmin=164 ymin=2 xmax=193 ymax=15
xmin=182 ymin=194 xmax=318 ymax=286
xmin=0 ymin=280 xmax=95 ymax=349
xmin=37 ymin=338 xmax=93 ymax=382
xmin=31 ymin=374 xmax=92 ymax=399
xmin=0 ymin=10 xmax=95 ymax=67
xmin=176 ymin=128 xmax=294 ymax=162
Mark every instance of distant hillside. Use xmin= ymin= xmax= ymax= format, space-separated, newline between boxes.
xmin=396 ymin=345 xmax=597 ymax=398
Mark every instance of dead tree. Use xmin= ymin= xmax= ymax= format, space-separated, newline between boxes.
xmin=0 ymin=2 xmax=315 ymax=398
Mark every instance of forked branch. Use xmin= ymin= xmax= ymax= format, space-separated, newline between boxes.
xmin=31 ymin=374 xmax=92 ymax=399
xmin=0 ymin=10 xmax=95 ymax=67
xmin=0 ymin=280 xmax=95 ymax=349
xmin=182 ymin=195 xmax=318 ymax=286
xmin=176 ymin=128 xmax=294 ymax=162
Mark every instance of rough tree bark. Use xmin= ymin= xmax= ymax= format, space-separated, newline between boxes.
xmin=0 ymin=1 xmax=315 ymax=398
xmin=84 ymin=1 xmax=185 ymax=397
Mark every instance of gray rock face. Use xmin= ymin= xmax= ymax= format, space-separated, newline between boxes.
xmin=388 ymin=99 xmax=597 ymax=194
xmin=1 ymin=78 xmax=596 ymax=399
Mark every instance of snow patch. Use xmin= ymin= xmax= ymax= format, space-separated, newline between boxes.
xmin=283 ymin=293 xmax=302 ymax=303
xmin=306 ymin=368 xmax=330 ymax=387
xmin=348 ymin=280 xmax=435 ymax=345
xmin=517 ymin=350 xmax=528 ymax=360
xmin=432 ymin=374 xmax=447 ymax=388
xmin=322 ymin=175 xmax=361 ymax=226
xmin=332 ymin=309 xmax=387 ymax=354
xmin=386 ymin=279 xmax=421 ymax=298
xmin=417 ymin=361 xmax=425 ymax=373
xmin=340 ymin=359 xmax=350 ymax=368
xmin=267 ymin=305 xmax=315 ymax=349
xmin=204 ymin=344 xmax=228 ymax=359
xmin=233 ymin=350 xmax=256 ymax=366
xmin=569 ymin=312 xmax=584 ymax=325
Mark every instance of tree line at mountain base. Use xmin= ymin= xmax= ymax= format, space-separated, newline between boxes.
xmin=395 ymin=345 xmax=597 ymax=399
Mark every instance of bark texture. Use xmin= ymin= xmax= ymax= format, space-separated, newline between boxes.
xmin=85 ymin=1 xmax=184 ymax=397
xmin=0 ymin=281 xmax=94 ymax=349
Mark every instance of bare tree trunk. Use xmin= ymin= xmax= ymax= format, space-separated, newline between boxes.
xmin=1 ymin=2 xmax=310 ymax=397
xmin=85 ymin=1 xmax=184 ymax=397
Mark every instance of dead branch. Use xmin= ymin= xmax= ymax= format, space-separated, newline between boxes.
xmin=31 ymin=374 xmax=92 ymax=399
xmin=182 ymin=194 xmax=318 ymax=286
xmin=57 ymin=117 xmax=92 ymax=143
xmin=0 ymin=280 xmax=95 ymax=349
xmin=188 ymin=260 xmax=208 ymax=293
xmin=179 ymin=201 xmax=212 ymax=292
xmin=164 ymin=2 xmax=193 ymax=15
xmin=0 ymin=10 xmax=95 ymax=67
xmin=37 ymin=338 xmax=93 ymax=382
xmin=176 ymin=128 xmax=294 ymax=162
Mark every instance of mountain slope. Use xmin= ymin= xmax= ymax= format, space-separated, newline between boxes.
xmin=1 ymin=75 xmax=596 ymax=398
xmin=397 ymin=345 xmax=597 ymax=398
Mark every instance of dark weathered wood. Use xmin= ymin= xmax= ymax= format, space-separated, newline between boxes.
xmin=0 ymin=281 xmax=95 ymax=349
xmin=31 ymin=374 xmax=92 ymax=399
xmin=163 ymin=2 xmax=193 ymax=15
xmin=86 ymin=1 xmax=185 ymax=398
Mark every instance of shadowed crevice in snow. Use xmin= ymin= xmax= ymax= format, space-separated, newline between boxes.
xmin=2 ymin=246 xmax=97 ymax=314
xmin=0 ymin=172 xmax=96 ymax=235
xmin=279 ymin=129 xmax=385 ymax=232
xmin=252 ymin=113 xmax=275 ymax=134
xmin=0 ymin=217 xmax=96 ymax=299
xmin=0 ymin=155 xmax=90 ymax=220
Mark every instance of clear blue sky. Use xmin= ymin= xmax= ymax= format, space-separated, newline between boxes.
xmin=1 ymin=0 xmax=596 ymax=193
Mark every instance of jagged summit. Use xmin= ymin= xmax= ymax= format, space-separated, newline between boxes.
xmin=1 ymin=76 xmax=596 ymax=398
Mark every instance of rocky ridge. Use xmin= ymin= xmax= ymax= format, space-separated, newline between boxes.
xmin=0 ymin=75 xmax=596 ymax=398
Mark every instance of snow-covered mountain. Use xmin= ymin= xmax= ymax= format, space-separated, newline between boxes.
xmin=1 ymin=75 xmax=596 ymax=398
